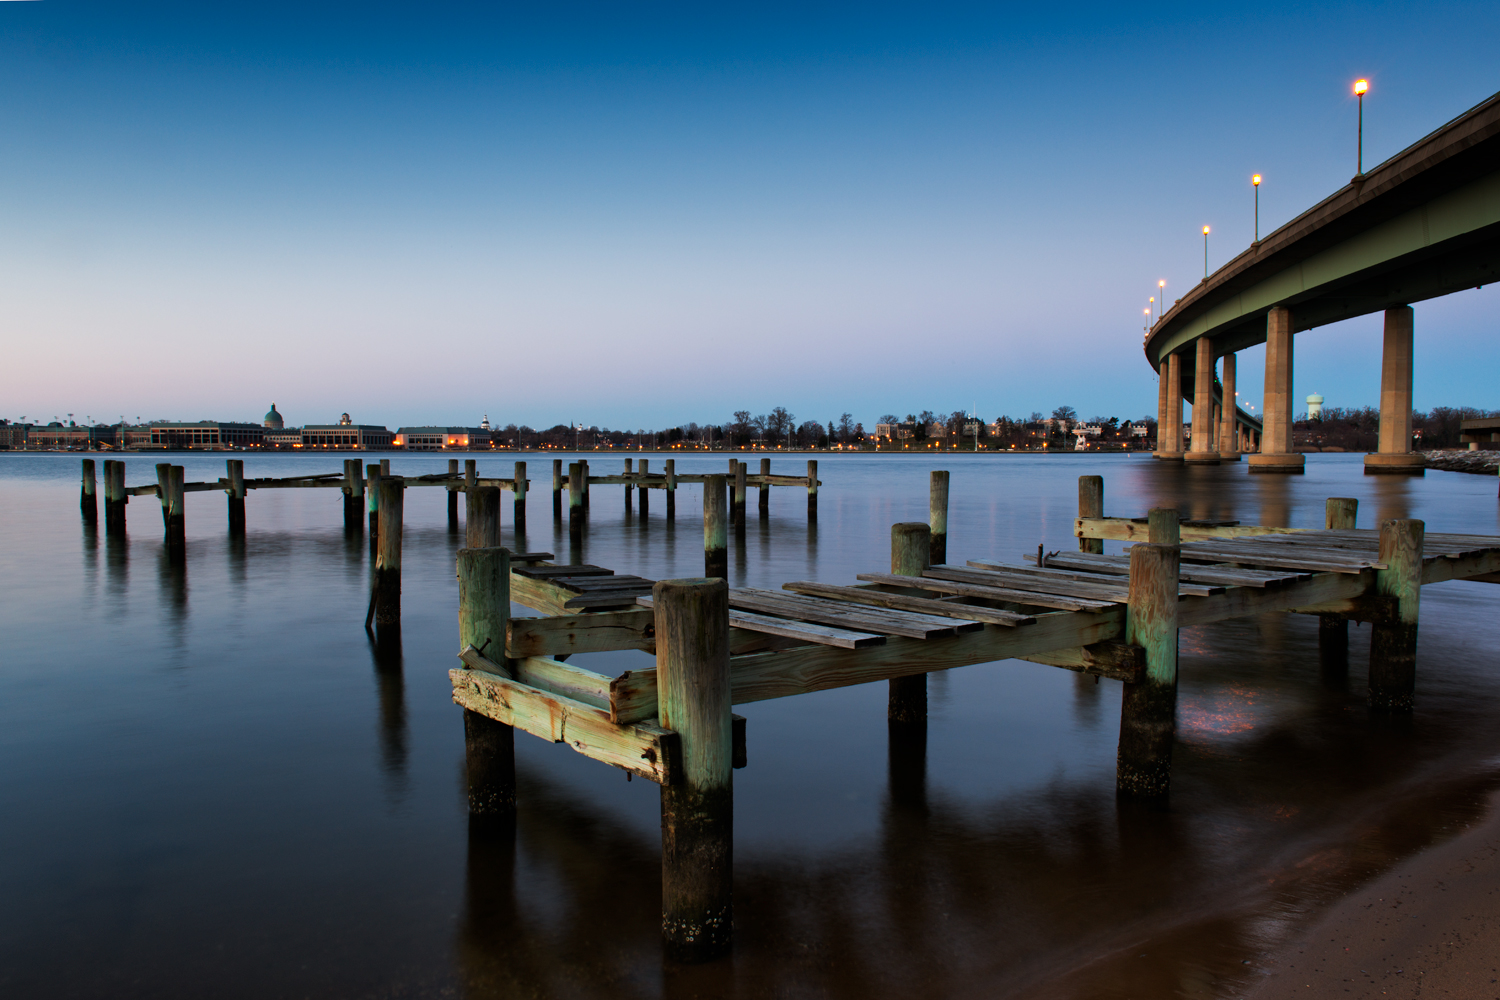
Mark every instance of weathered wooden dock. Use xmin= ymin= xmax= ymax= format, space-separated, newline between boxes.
xmin=447 ymin=474 xmax=1500 ymax=962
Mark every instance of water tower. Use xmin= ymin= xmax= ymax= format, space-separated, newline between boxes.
xmin=1306 ymin=393 xmax=1324 ymax=420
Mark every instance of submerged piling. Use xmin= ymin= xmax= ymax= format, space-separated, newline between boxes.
xmin=733 ymin=462 xmax=747 ymax=532
xmin=1116 ymin=540 xmax=1180 ymax=797
xmin=448 ymin=459 xmax=461 ymax=532
xmin=157 ymin=464 xmax=186 ymax=560
xmin=1321 ymin=498 xmax=1358 ymax=656
xmin=624 ymin=458 xmax=634 ymax=513
xmin=665 ymin=459 xmax=676 ymax=520
xmin=80 ymin=459 xmax=97 ymax=522
xmin=704 ymin=475 xmax=728 ymax=579
xmin=366 ymin=463 xmax=382 ymax=549
xmin=1369 ymin=518 xmax=1424 ymax=712
xmin=374 ymin=479 xmax=405 ymax=627
xmin=343 ymin=459 xmax=363 ymax=533
xmin=1078 ymin=476 xmax=1104 ymax=554
xmin=458 ymin=546 xmax=515 ymax=821
xmin=552 ymin=459 xmax=563 ymax=520
xmin=807 ymin=460 xmax=818 ymax=522
xmin=228 ymin=460 xmax=247 ymax=536
xmin=888 ymin=522 xmax=931 ymax=726
xmin=513 ymin=461 xmax=526 ymax=533
xmin=638 ymin=459 xmax=649 ymax=517
xmin=568 ymin=462 xmax=584 ymax=537
xmin=654 ymin=577 xmax=734 ymax=963
xmin=759 ymin=458 xmax=770 ymax=517
xmin=103 ymin=460 xmax=126 ymax=534
xmin=929 ymin=471 xmax=949 ymax=564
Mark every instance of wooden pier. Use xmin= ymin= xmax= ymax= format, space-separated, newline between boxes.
xmin=447 ymin=474 xmax=1500 ymax=962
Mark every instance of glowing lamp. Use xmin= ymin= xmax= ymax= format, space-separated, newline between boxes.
xmin=1252 ymin=174 xmax=1261 ymax=186
xmin=1202 ymin=225 xmax=1210 ymax=235
xmin=1354 ymin=79 xmax=1368 ymax=96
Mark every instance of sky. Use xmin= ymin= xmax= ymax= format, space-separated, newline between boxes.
xmin=1 ymin=1 xmax=1498 ymax=431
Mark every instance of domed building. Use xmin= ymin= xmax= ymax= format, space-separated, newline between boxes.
xmin=264 ymin=404 xmax=285 ymax=430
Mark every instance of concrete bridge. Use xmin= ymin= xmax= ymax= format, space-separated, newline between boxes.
xmin=1147 ymin=88 xmax=1500 ymax=472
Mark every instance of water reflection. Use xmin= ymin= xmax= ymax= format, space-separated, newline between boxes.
xmin=156 ymin=545 xmax=188 ymax=645
xmin=369 ymin=627 xmax=409 ymax=802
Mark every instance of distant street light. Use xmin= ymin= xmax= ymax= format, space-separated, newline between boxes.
xmin=1202 ymin=225 xmax=1211 ymax=279
xmin=1158 ymin=280 xmax=1166 ymax=318
xmin=1252 ymin=174 xmax=1262 ymax=242
xmin=1354 ymin=78 xmax=1369 ymax=176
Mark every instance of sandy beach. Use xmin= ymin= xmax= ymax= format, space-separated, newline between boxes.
xmin=1248 ymin=791 xmax=1500 ymax=998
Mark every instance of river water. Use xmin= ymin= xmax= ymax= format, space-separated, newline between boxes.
xmin=2 ymin=451 xmax=1498 ymax=999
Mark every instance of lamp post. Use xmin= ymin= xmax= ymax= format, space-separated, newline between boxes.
xmin=1158 ymin=280 xmax=1165 ymax=319
xmin=1354 ymin=78 xmax=1369 ymax=176
xmin=1202 ymin=225 xmax=1210 ymax=280
xmin=1252 ymin=174 xmax=1262 ymax=243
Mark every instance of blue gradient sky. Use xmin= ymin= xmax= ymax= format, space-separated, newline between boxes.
xmin=2 ymin=2 xmax=1497 ymax=430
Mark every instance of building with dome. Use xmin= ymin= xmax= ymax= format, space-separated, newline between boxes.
xmin=263 ymin=403 xmax=285 ymax=430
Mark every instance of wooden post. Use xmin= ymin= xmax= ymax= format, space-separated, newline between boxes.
xmin=665 ymin=458 xmax=676 ymax=520
xmin=80 ymin=459 xmax=97 ymax=522
xmin=581 ymin=459 xmax=590 ymax=510
xmin=512 ymin=461 xmax=526 ymax=532
xmin=568 ymin=462 xmax=584 ymax=536
xmin=638 ymin=459 xmax=649 ymax=517
xmin=655 ymin=578 xmax=733 ymax=963
xmin=1369 ymin=519 xmax=1424 ymax=712
xmin=1117 ymin=542 xmax=1180 ymax=797
xmin=552 ymin=459 xmax=563 ymax=519
xmin=343 ymin=459 xmax=363 ymax=533
xmin=448 ymin=459 xmax=461 ymax=531
xmin=806 ymin=460 xmax=818 ymax=522
xmin=704 ymin=475 xmax=728 ymax=579
xmin=929 ymin=471 xmax=950 ymax=564
xmin=375 ymin=479 xmax=405 ymax=627
xmin=1078 ymin=476 xmax=1104 ymax=554
xmin=458 ymin=546 xmax=515 ymax=820
xmin=163 ymin=465 xmax=186 ymax=560
xmin=380 ymin=458 xmax=390 ymax=477
xmin=1147 ymin=507 xmax=1179 ymax=545
xmin=467 ymin=487 xmax=501 ymax=548
xmin=624 ymin=458 xmax=634 ymax=513
xmin=758 ymin=458 xmax=771 ymax=517
xmin=366 ymin=464 xmax=382 ymax=551
xmin=1321 ymin=498 xmax=1359 ymax=654
xmin=104 ymin=460 xmax=126 ymax=534
xmin=733 ymin=461 xmax=747 ymax=531
xmin=888 ymin=523 xmax=930 ymax=726
xmin=156 ymin=462 xmax=172 ymax=529
xmin=229 ymin=460 xmax=247 ymax=536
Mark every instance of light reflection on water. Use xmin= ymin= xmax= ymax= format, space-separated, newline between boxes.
xmin=1 ymin=450 xmax=1498 ymax=999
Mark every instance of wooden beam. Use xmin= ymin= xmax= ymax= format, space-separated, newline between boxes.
xmin=1019 ymin=640 xmax=1145 ymax=682
xmin=857 ymin=571 xmax=1118 ymax=612
xmin=1077 ymin=517 xmax=1307 ymax=541
xmin=1177 ymin=569 xmax=1373 ymax=627
xmin=452 ymin=666 xmax=678 ymax=784
xmin=781 ymin=581 xmax=1035 ymax=626
xmin=507 ymin=609 xmax=656 ymax=658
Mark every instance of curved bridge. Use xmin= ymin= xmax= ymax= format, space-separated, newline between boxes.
xmin=1149 ymin=88 xmax=1500 ymax=471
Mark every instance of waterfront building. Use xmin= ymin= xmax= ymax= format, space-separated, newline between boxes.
xmin=148 ymin=421 xmax=265 ymax=449
xmin=301 ymin=414 xmax=394 ymax=450
xmin=393 ymin=426 xmax=493 ymax=450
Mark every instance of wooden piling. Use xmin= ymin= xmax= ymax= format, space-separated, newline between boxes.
xmin=733 ymin=462 xmax=747 ymax=531
xmin=704 ymin=475 xmax=728 ymax=579
xmin=1320 ymin=498 xmax=1358 ymax=651
xmin=104 ymin=460 xmax=126 ymax=534
xmin=80 ymin=459 xmax=97 ymax=522
xmin=467 ymin=486 xmax=501 ymax=549
xmin=807 ymin=460 xmax=818 ymax=522
xmin=655 ymin=577 xmax=734 ymax=963
xmin=366 ymin=463 xmax=382 ymax=547
xmin=1078 ymin=476 xmax=1104 ymax=554
xmin=624 ymin=458 xmax=634 ymax=513
xmin=888 ymin=522 xmax=931 ymax=726
xmin=165 ymin=465 xmax=186 ymax=559
xmin=552 ymin=459 xmax=563 ymax=519
xmin=568 ymin=462 xmax=584 ymax=536
xmin=665 ymin=459 xmax=676 ymax=520
xmin=1369 ymin=518 xmax=1424 ymax=712
xmin=581 ymin=459 xmax=590 ymax=510
xmin=513 ymin=461 xmax=526 ymax=532
xmin=1116 ymin=542 xmax=1180 ymax=797
xmin=448 ymin=459 xmax=461 ymax=531
xmin=458 ymin=546 xmax=515 ymax=819
xmin=638 ymin=459 xmax=649 ymax=517
xmin=343 ymin=459 xmax=363 ymax=533
xmin=929 ymin=471 xmax=950 ymax=564
xmin=374 ymin=479 xmax=405 ymax=627
xmin=380 ymin=459 xmax=390 ymax=477
xmin=229 ymin=460 xmax=247 ymax=536
xmin=1147 ymin=507 xmax=1179 ymax=545
xmin=759 ymin=458 xmax=771 ymax=517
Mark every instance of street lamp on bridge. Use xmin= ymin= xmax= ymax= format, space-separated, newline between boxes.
xmin=1202 ymin=225 xmax=1210 ymax=280
xmin=1354 ymin=78 xmax=1369 ymax=177
xmin=1252 ymin=174 xmax=1262 ymax=243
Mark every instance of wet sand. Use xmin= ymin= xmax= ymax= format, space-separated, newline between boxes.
xmin=1248 ymin=790 xmax=1500 ymax=999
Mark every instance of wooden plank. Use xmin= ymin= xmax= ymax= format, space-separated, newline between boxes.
xmin=510 ymin=552 xmax=555 ymax=562
xmin=509 ymin=572 xmax=578 ymax=616
xmin=924 ymin=566 xmax=1135 ymax=602
xmin=607 ymin=605 xmax=1128 ymax=719
xmin=781 ymin=581 xmax=1035 ymax=626
xmin=638 ymin=594 xmax=885 ymax=649
xmin=1176 ymin=570 xmax=1373 ymax=627
xmin=245 ymin=479 xmax=347 ymax=489
xmin=1077 ymin=517 xmax=1307 ymax=541
xmin=1019 ymin=641 xmax=1145 ymax=682
xmin=515 ymin=564 xmax=617 ymax=579
xmin=1029 ymin=551 xmax=1296 ymax=588
xmin=1172 ymin=542 xmax=1382 ymax=573
xmin=563 ymin=591 xmax=655 ymax=609
xmin=1419 ymin=547 xmax=1500 ymax=586
xmin=450 ymin=665 xmax=678 ymax=784
xmin=507 ymin=609 xmax=657 ymax=658
xmin=566 ymin=575 xmax=653 ymax=589
xmin=967 ymin=559 xmax=1223 ymax=598
xmin=458 ymin=645 xmax=617 ymax=710
xmin=856 ymin=572 xmax=1118 ymax=612
xmin=729 ymin=588 xmax=982 ymax=639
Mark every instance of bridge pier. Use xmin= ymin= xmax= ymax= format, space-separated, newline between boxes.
xmin=1185 ymin=337 xmax=1220 ymax=464
xmin=1219 ymin=353 xmax=1242 ymax=461
xmin=1248 ymin=306 xmax=1305 ymax=473
xmin=1155 ymin=354 xmax=1184 ymax=460
xmin=1364 ymin=305 xmax=1425 ymax=475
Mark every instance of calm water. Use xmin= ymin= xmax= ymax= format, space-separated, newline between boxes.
xmin=3 ymin=451 xmax=1499 ymax=999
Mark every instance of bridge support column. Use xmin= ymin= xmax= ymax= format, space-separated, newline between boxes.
xmin=1156 ymin=354 xmax=1184 ymax=460
xmin=1185 ymin=337 xmax=1220 ymax=464
xmin=1248 ymin=306 xmax=1305 ymax=473
xmin=1364 ymin=306 xmax=1425 ymax=475
xmin=1219 ymin=352 xmax=1241 ymax=460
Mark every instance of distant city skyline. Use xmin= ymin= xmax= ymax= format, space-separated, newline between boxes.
xmin=3 ymin=2 xmax=1498 ymax=427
